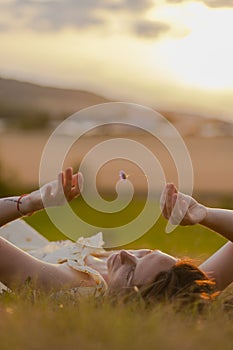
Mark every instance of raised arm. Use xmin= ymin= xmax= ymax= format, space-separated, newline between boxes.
xmin=160 ymin=183 xmax=233 ymax=290
xmin=160 ymin=183 xmax=233 ymax=242
xmin=0 ymin=167 xmax=83 ymax=227
xmin=0 ymin=168 xmax=99 ymax=291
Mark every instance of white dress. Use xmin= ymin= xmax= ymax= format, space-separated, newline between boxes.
xmin=0 ymin=220 xmax=108 ymax=296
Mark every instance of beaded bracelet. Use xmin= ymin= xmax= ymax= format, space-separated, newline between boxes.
xmin=17 ymin=194 xmax=34 ymax=217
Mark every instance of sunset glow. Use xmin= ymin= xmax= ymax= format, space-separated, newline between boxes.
xmin=0 ymin=0 xmax=233 ymax=119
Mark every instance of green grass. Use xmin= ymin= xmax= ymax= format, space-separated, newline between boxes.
xmin=24 ymin=196 xmax=227 ymax=261
xmin=1 ymin=197 xmax=232 ymax=349
xmin=0 ymin=288 xmax=233 ymax=350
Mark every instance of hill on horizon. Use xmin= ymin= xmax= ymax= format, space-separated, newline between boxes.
xmin=0 ymin=76 xmax=233 ymax=137
xmin=0 ymin=77 xmax=110 ymax=119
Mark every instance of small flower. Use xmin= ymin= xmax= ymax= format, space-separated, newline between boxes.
xmin=119 ymin=170 xmax=128 ymax=181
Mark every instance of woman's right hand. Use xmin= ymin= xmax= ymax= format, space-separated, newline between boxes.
xmin=160 ymin=183 xmax=207 ymax=226
xmin=26 ymin=167 xmax=83 ymax=213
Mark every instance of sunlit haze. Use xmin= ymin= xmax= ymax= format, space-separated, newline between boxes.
xmin=0 ymin=0 xmax=233 ymax=120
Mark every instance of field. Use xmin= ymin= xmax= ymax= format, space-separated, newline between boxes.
xmin=0 ymin=289 xmax=233 ymax=350
xmin=1 ymin=198 xmax=233 ymax=350
xmin=1 ymin=132 xmax=233 ymax=195
xmin=24 ymin=198 xmax=227 ymax=257
xmin=1 ymin=130 xmax=233 ymax=349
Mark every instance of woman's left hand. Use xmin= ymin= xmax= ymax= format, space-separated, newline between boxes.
xmin=160 ymin=183 xmax=206 ymax=226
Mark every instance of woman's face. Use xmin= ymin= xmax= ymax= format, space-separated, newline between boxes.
xmin=107 ymin=249 xmax=178 ymax=292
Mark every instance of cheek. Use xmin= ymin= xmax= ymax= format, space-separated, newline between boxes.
xmin=133 ymin=255 xmax=176 ymax=286
xmin=133 ymin=256 xmax=165 ymax=285
xmin=134 ymin=266 xmax=159 ymax=286
xmin=108 ymin=268 xmax=122 ymax=288
xmin=108 ymin=271 xmax=120 ymax=287
xmin=108 ymin=267 xmax=130 ymax=290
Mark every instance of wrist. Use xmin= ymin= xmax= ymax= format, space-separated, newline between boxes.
xmin=199 ymin=205 xmax=210 ymax=226
xmin=17 ymin=194 xmax=35 ymax=216
xmin=27 ymin=190 xmax=45 ymax=213
xmin=17 ymin=190 xmax=44 ymax=216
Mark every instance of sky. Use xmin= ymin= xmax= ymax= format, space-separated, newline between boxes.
xmin=0 ymin=0 xmax=233 ymax=120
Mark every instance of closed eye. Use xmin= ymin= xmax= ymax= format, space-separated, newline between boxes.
xmin=126 ymin=266 xmax=136 ymax=286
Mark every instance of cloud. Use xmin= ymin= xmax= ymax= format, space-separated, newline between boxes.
xmin=166 ymin=0 xmax=233 ymax=8
xmin=133 ymin=21 xmax=170 ymax=39
xmin=202 ymin=0 xmax=233 ymax=7
xmin=166 ymin=0 xmax=186 ymax=3
xmin=0 ymin=0 xmax=187 ymax=40
xmin=0 ymin=0 xmax=155 ymax=31
xmin=0 ymin=0 xmax=106 ymax=31
xmin=114 ymin=0 xmax=154 ymax=11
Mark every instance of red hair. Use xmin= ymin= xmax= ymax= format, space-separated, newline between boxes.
xmin=137 ymin=260 xmax=219 ymax=308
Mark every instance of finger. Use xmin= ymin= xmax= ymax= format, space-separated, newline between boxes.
xmin=77 ymin=172 xmax=84 ymax=193
xmin=56 ymin=171 xmax=64 ymax=195
xmin=181 ymin=198 xmax=189 ymax=216
xmin=170 ymin=194 xmax=188 ymax=225
xmin=179 ymin=197 xmax=189 ymax=224
xmin=165 ymin=183 xmax=177 ymax=218
xmin=160 ymin=184 xmax=169 ymax=218
xmin=64 ymin=167 xmax=73 ymax=193
xmin=72 ymin=173 xmax=76 ymax=187
xmin=172 ymin=192 xmax=177 ymax=209
xmin=170 ymin=193 xmax=180 ymax=224
xmin=70 ymin=172 xmax=83 ymax=198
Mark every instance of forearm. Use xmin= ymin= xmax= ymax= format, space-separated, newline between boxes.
xmin=0 ymin=194 xmax=39 ymax=227
xmin=200 ymin=241 xmax=233 ymax=290
xmin=200 ymin=207 xmax=233 ymax=242
xmin=0 ymin=168 xmax=82 ymax=228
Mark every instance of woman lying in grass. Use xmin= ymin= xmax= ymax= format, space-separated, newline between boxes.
xmin=0 ymin=168 xmax=233 ymax=305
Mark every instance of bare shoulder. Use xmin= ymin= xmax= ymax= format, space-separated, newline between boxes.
xmin=58 ymin=262 xmax=97 ymax=288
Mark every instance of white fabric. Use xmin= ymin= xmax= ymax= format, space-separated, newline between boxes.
xmin=0 ymin=220 xmax=107 ymax=296
xmin=0 ymin=219 xmax=49 ymax=250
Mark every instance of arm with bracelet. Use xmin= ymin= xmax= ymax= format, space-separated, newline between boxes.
xmin=0 ymin=168 xmax=93 ymax=292
xmin=0 ymin=167 xmax=83 ymax=227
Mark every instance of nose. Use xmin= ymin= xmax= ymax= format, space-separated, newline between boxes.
xmin=119 ymin=250 xmax=136 ymax=264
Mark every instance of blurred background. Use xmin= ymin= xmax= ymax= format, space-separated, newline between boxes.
xmin=0 ymin=0 xmax=233 ymax=208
